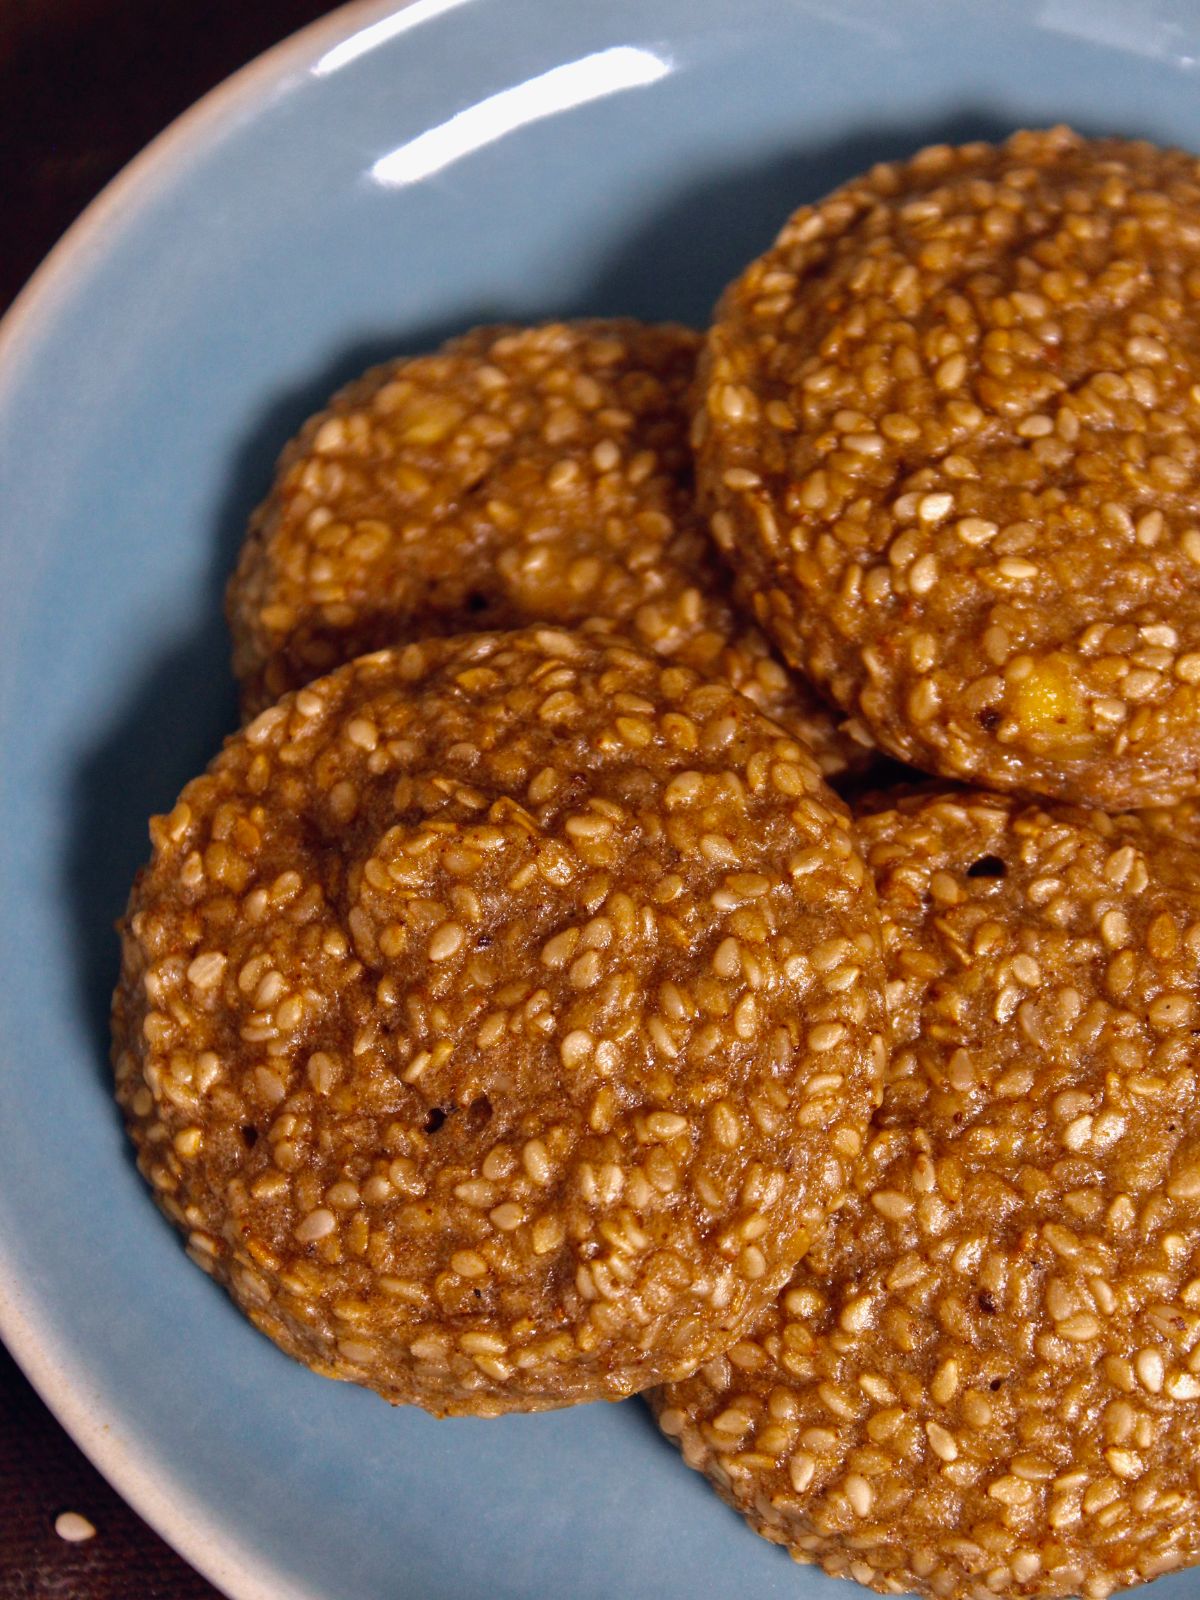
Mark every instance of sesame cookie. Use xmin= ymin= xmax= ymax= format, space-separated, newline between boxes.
xmin=228 ymin=319 xmax=867 ymax=777
xmin=113 ymin=627 xmax=886 ymax=1415
xmin=654 ymin=787 xmax=1200 ymax=1598
xmin=699 ymin=127 xmax=1200 ymax=807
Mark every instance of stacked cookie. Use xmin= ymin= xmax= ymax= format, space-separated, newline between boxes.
xmin=113 ymin=129 xmax=1200 ymax=1598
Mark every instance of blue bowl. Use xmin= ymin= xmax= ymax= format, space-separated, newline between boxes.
xmin=2 ymin=2 xmax=1199 ymax=1596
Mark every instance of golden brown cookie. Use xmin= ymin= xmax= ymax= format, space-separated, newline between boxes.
xmin=227 ymin=319 xmax=868 ymax=777
xmin=699 ymin=127 xmax=1200 ymax=808
xmin=654 ymin=786 xmax=1200 ymax=1598
xmin=113 ymin=627 xmax=886 ymax=1415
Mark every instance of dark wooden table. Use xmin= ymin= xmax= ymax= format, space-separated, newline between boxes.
xmin=0 ymin=8 xmax=343 ymax=1593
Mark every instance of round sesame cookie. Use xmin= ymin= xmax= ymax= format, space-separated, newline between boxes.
xmin=699 ymin=126 xmax=1200 ymax=808
xmin=654 ymin=787 xmax=1200 ymax=1598
xmin=227 ymin=319 xmax=867 ymax=778
xmin=112 ymin=627 xmax=886 ymax=1415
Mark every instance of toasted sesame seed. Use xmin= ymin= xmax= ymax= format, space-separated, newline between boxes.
xmin=807 ymin=1022 xmax=846 ymax=1052
xmin=909 ymin=554 xmax=939 ymax=595
xmin=559 ymin=1029 xmax=594 ymax=1068
xmin=295 ymin=1209 xmax=336 ymax=1243
xmin=186 ymin=951 xmax=226 ymax=989
xmin=450 ymin=1250 xmax=488 ymax=1279
xmin=845 ymin=1474 xmax=874 ymax=1515
xmin=996 ymin=556 xmax=1038 ymax=581
xmin=839 ymin=1295 xmax=873 ymax=1334
xmin=930 ymin=1358 xmax=959 ymax=1405
xmin=925 ymin=1421 xmax=959 ymax=1462
xmin=917 ymin=493 xmax=954 ymax=524
xmin=172 ymin=1127 xmax=202 ymax=1159
xmin=54 ymin=1512 xmax=97 ymax=1543
xmin=428 ymin=922 xmax=465 ymax=962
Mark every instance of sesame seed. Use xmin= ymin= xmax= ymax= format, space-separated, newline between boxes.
xmin=996 ymin=556 xmax=1038 ymax=581
xmin=294 ymin=1209 xmax=336 ymax=1243
xmin=645 ymin=1112 xmax=688 ymax=1141
xmin=845 ymin=1474 xmax=874 ymax=1515
xmin=428 ymin=921 xmax=465 ymax=962
xmin=908 ymin=554 xmax=939 ymax=595
xmin=187 ymin=951 xmax=226 ymax=989
xmin=925 ymin=1421 xmax=959 ymax=1462
xmin=54 ymin=1512 xmax=97 ymax=1543
xmin=559 ymin=1029 xmax=594 ymax=1068
xmin=917 ymin=493 xmax=954 ymax=524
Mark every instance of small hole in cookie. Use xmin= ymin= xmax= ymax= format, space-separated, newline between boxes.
xmin=241 ymin=1125 xmax=258 ymax=1148
xmin=466 ymin=1094 xmax=493 ymax=1131
xmin=466 ymin=592 xmax=489 ymax=614
xmin=424 ymin=1107 xmax=448 ymax=1134
xmin=967 ymin=855 xmax=1006 ymax=880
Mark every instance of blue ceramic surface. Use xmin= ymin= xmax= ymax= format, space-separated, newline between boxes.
xmin=2 ymin=2 xmax=1200 ymax=1596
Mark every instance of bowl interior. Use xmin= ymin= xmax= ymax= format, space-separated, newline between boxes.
xmin=2 ymin=1 xmax=1199 ymax=1596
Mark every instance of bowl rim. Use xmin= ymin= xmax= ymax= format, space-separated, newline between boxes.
xmin=0 ymin=10 xmax=430 ymax=1596
xmin=0 ymin=0 xmax=425 ymax=375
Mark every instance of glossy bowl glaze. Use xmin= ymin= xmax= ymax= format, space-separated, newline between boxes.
xmin=2 ymin=2 xmax=1199 ymax=1596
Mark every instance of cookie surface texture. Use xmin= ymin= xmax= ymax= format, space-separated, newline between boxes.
xmin=700 ymin=127 xmax=1200 ymax=806
xmin=113 ymin=628 xmax=886 ymax=1414
xmin=229 ymin=319 xmax=865 ymax=776
xmin=655 ymin=786 xmax=1200 ymax=1597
